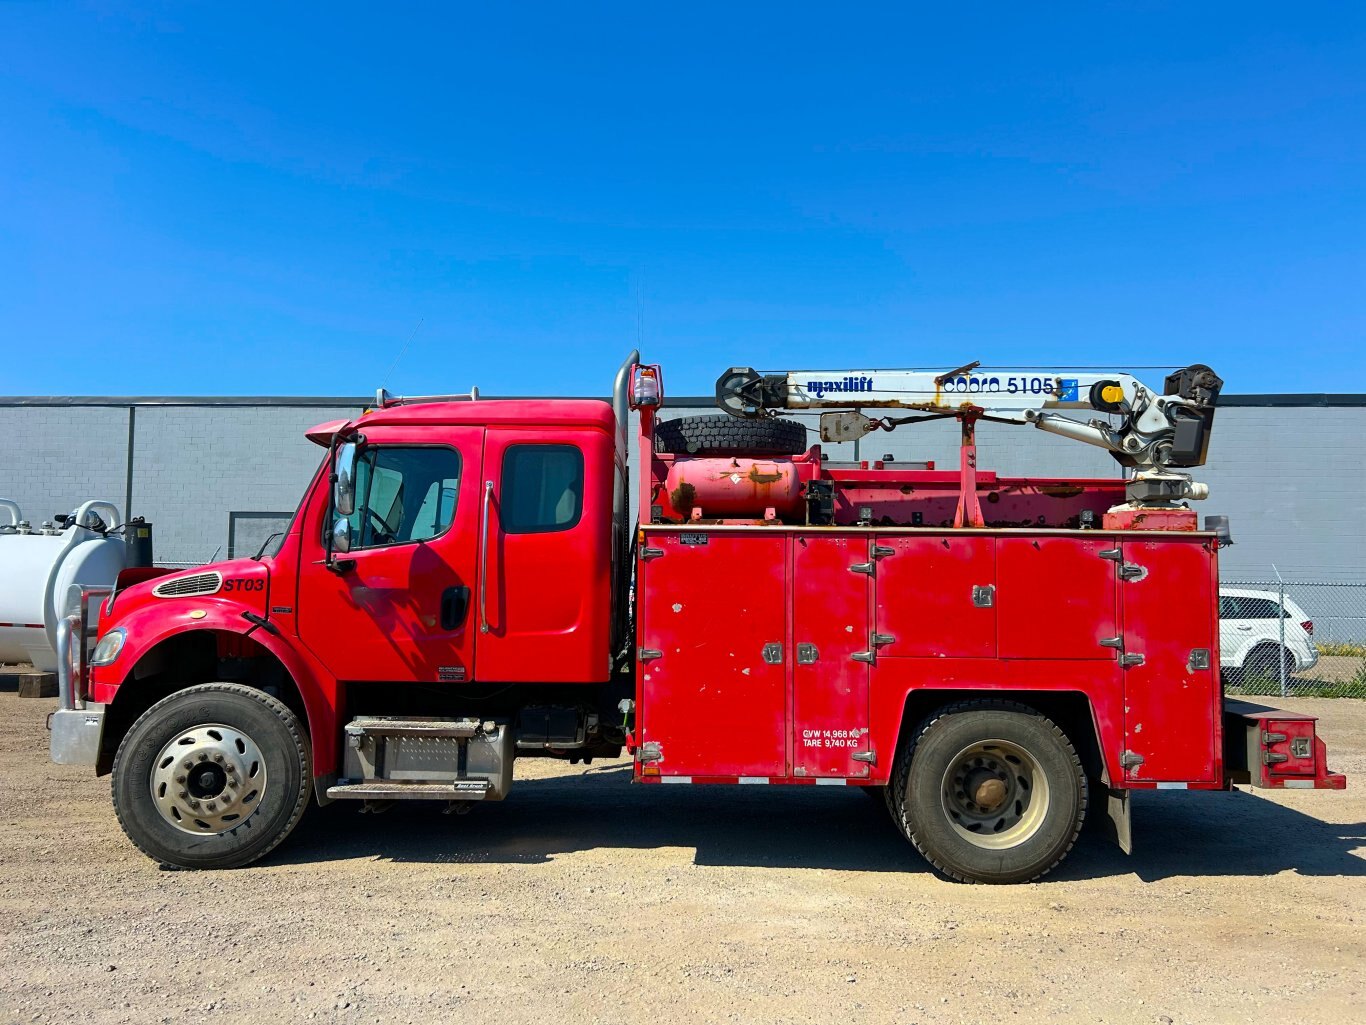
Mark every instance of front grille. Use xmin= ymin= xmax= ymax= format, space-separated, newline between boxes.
xmin=152 ymin=571 xmax=223 ymax=598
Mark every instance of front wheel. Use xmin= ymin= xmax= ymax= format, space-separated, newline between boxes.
xmin=889 ymin=700 xmax=1087 ymax=884
xmin=112 ymin=683 xmax=311 ymax=869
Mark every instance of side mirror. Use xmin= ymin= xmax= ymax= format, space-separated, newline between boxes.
xmin=331 ymin=516 xmax=352 ymax=554
xmin=334 ymin=441 xmax=358 ymax=516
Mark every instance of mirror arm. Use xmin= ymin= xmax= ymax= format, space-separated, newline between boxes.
xmin=323 ymin=429 xmax=365 ymax=571
xmin=323 ymin=433 xmax=339 ymax=569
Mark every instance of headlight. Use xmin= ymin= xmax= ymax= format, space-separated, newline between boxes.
xmin=90 ymin=628 xmax=127 ymax=666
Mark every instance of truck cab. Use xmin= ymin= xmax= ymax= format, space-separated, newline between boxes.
xmin=291 ymin=398 xmax=616 ymax=691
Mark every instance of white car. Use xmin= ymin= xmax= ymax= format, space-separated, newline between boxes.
xmin=1218 ymin=586 xmax=1319 ymax=679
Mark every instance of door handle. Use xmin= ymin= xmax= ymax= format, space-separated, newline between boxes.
xmin=441 ymin=585 xmax=471 ymax=631
xmin=1236 ymin=625 xmax=1253 ymax=631
xmin=479 ymin=481 xmax=494 ymax=634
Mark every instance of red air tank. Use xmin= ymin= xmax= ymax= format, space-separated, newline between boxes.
xmin=663 ymin=457 xmax=806 ymax=519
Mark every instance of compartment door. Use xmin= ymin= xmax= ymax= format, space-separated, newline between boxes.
xmin=637 ymin=532 xmax=787 ymax=778
xmin=997 ymin=536 xmax=1118 ymax=660
xmin=874 ymin=535 xmax=996 ymax=658
xmin=1120 ymin=539 xmax=1219 ymax=783
xmin=792 ymin=535 xmax=871 ymax=778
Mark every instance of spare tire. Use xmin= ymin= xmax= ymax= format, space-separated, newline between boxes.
xmin=654 ymin=414 xmax=808 ymax=456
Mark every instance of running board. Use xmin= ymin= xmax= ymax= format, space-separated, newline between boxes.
xmin=344 ymin=716 xmax=484 ymax=739
xmin=339 ymin=715 xmax=515 ymax=801
xmin=327 ymin=779 xmax=493 ymax=801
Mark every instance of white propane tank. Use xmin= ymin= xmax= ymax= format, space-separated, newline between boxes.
xmin=0 ymin=500 xmax=127 ymax=672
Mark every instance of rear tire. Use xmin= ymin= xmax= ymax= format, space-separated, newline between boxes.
xmin=112 ymin=683 xmax=311 ymax=870
xmin=654 ymin=414 xmax=808 ymax=456
xmin=889 ymin=700 xmax=1087 ymax=884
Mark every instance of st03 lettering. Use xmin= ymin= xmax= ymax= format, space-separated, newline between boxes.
xmin=222 ymin=578 xmax=265 ymax=593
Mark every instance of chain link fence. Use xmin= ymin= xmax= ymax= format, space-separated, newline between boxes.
xmin=1221 ymin=576 xmax=1366 ymax=699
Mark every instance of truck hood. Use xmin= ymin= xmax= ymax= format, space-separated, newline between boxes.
xmin=107 ymin=557 xmax=272 ymax=623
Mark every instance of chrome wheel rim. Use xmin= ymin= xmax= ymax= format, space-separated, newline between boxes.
xmin=940 ymin=739 xmax=1049 ymax=850
xmin=149 ymin=724 xmax=267 ymax=835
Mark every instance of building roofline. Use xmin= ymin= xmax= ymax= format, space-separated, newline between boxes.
xmin=1 ymin=393 xmax=1363 ymax=409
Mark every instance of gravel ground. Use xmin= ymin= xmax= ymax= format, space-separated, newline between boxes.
xmin=1 ymin=689 xmax=1362 ymax=1025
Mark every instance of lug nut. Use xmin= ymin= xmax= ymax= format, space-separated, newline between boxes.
xmin=178 ymin=790 xmax=188 ymax=799
xmin=213 ymin=754 xmax=224 ymax=763
xmin=197 ymin=753 xmax=208 ymax=762
xmin=175 ymin=775 xmax=187 ymax=784
xmin=183 ymin=759 xmax=194 ymax=770
xmin=205 ymin=802 xmax=216 ymax=811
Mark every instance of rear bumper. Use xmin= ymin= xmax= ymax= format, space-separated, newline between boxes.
xmin=49 ymin=704 xmax=106 ymax=765
xmin=1223 ymin=698 xmax=1347 ymax=790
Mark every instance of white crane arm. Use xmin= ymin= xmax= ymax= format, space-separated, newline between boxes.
xmin=715 ymin=363 xmax=1223 ymax=480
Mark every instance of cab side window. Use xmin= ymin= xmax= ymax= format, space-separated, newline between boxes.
xmin=501 ymin=444 xmax=584 ymax=534
xmin=345 ymin=446 xmax=462 ymax=549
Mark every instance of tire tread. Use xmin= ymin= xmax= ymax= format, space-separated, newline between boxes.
xmin=654 ymin=414 xmax=807 ymax=456
xmin=111 ymin=682 xmax=312 ymax=869
xmin=889 ymin=699 xmax=1088 ymax=884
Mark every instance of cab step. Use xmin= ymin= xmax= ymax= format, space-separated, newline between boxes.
xmin=339 ymin=715 xmax=514 ymax=801
xmin=344 ymin=716 xmax=485 ymax=739
xmin=327 ymin=779 xmax=493 ymax=801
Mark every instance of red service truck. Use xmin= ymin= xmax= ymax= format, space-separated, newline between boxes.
xmin=49 ymin=353 xmax=1346 ymax=883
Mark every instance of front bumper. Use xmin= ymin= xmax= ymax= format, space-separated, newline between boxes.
xmin=49 ymin=704 xmax=106 ymax=765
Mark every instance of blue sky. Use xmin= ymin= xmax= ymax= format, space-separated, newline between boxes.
xmin=2 ymin=3 xmax=1363 ymax=397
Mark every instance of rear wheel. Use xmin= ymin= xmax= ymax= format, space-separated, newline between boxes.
xmin=112 ymin=683 xmax=311 ymax=869
xmin=889 ymin=700 xmax=1087 ymax=884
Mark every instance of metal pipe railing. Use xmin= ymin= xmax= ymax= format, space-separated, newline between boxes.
xmin=55 ymin=584 xmax=113 ymax=711
xmin=610 ymin=350 xmax=641 ymax=655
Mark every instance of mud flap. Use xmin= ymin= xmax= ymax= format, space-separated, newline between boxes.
xmin=1102 ymin=787 xmax=1133 ymax=854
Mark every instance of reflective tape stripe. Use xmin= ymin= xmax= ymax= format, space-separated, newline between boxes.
xmin=1155 ymin=782 xmax=1189 ymax=790
xmin=738 ymin=776 xmax=768 ymax=785
xmin=1282 ymin=779 xmax=1315 ymax=789
xmin=815 ymin=778 xmax=850 ymax=786
xmin=659 ymin=776 xmax=692 ymax=784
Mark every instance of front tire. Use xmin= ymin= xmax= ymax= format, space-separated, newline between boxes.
xmin=889 ymin=700 xmax=1087 ymax=884
xmin=112 ymin=683 xmax=311 ymax=869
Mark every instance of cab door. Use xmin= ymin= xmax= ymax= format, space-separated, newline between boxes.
xmin=475 ymin=426 xmax=614 ymax=683
xmin=298 ymin=427 xmax=484 ymax=684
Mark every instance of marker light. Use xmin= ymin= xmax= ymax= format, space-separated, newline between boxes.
xmin=630 ymin=364 xmax=663 ymax=409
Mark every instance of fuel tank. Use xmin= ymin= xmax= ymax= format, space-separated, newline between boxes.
xmin=0 ymin=501 xmax=127 ymax=671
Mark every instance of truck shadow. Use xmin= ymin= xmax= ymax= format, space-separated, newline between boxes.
xmin=277 ymin=764 xmax=1365 ymax=883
